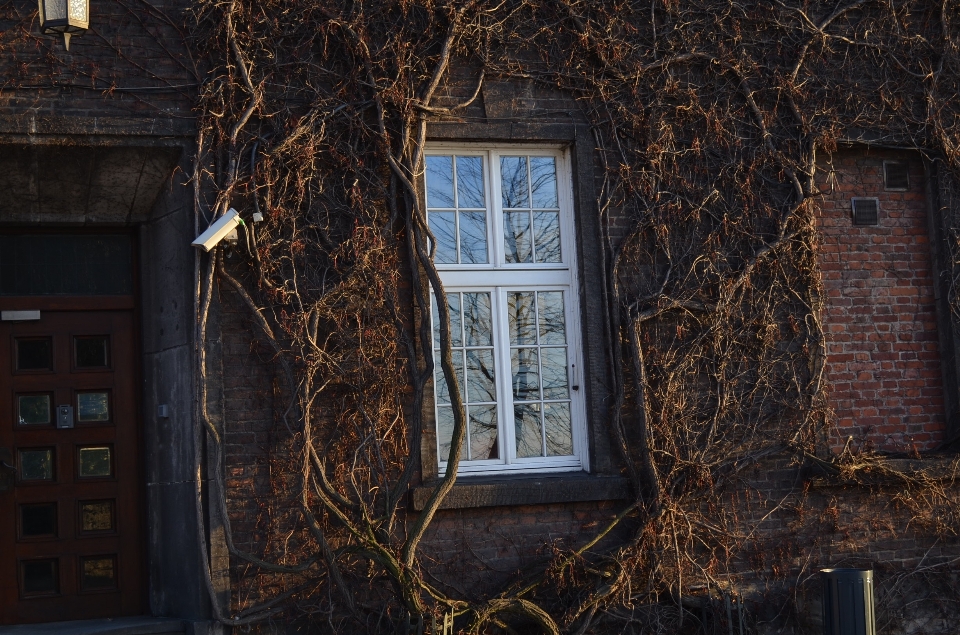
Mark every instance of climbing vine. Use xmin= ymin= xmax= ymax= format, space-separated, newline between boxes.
xmin=7 ymin=0 xmax=959 ymax=632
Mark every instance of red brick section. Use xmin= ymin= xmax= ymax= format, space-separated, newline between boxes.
xmin=816 ymin=150 xmax=945 ymax=453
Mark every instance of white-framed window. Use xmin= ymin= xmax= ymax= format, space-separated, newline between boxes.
xmin=426 ymin=145 xmax=588 ymax=475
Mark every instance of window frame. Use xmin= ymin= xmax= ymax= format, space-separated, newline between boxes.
xmin=425 ymin=144 xmax=589 ymax=476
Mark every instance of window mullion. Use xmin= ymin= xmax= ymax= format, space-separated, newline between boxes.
xmin=489 ymin=151 xmax=504 ymax=268
xmin=494 ymin=286 xmax=515 ymax=464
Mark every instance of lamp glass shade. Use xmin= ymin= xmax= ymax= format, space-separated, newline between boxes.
xmin=39 ymin=0 xmax=88 ymax=34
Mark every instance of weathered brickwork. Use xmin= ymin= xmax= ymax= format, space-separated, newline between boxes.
xmin=0 ymin=0 xmax=195 ymax=121
xmin=816 ymin=150 xmax=946 ymax=453
xmin=418 ymin=500 xmax=630 ymax=596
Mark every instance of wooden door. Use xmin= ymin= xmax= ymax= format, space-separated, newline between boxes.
xmin=0 ymin=303 xmax=143 ymax=623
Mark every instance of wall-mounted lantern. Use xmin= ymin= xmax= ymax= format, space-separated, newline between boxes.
xmin=38 ymin=0 xmax=89 ymax=50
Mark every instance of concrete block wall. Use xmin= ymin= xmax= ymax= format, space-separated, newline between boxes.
xmin=816 ymin=150 xmax=946 ymax=453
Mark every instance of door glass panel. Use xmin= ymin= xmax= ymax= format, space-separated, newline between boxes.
xmin=77 ymin=392 xmax=109 ymax=422
xmin=16 ymin=338 xmax=52 ymax=371
xmin=78 ymin=447 xmax=112 ymax=478
xmin=80 ymin=500 xmax=115 ymax=533
xmin=21 ymin=503 xmax=57 ymax=538
xmin=19 ymin=448 xmax=54 ymax=481
xmin=80 ymin=556 xmax=117 ymax=591
xmin=514 ymin=402 xmax=543 ymax=458
xmin=75 ymin=336 xmax=109 ymax=368
xmin=468 ymin=404 xmax=498 ymax=460
xmin=544 ymin=402 xmax=573 ymax=456
xmin=18 ymin=394 xmax=52 ymax=425
xmin=21 ymin=559 xmax=58 ymax=595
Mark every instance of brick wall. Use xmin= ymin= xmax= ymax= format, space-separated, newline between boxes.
xmin=0 ymin=0 xmax=195 ymax=121
xmin=816 ymin=150 xmax=946 ymax=453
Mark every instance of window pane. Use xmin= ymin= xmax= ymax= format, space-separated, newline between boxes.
xmin=18 ymin=395 xmax=51 ymax=425
xmin=76 ymin=336 xmax=109 ymax=368
xmin=512 ymin=348 xmax=541 ymax=401
xmin=508 ymin=292 xmax=537 ymax=345
xmin=459 ymin=212 xmax=488 ymax=264
xmin=436 ymin=406 xmax=464 ymax=461
xmin=500 ymin=156 xmax=529 ymax=208
xmin=466 ymin=349 xmax=496 ymax=402
xmin=16 ymin=338 xmax=52 ymax=371
xmin=468 ymin=405 xmax=498 ymax=460
xmin=21 ymin=560 xmax=58 ymax=595
xmin=79 ymin=447 xmax=112 ymax=478
xmin=456 ymin=156 xmax=485 ymax=208
xmin=540 ymin=347 xmax=570 ymax=400
xmin=428 ymin=212 xmax=457 ymax=264
xmin=77 ymin=392 xmax=109 ymax=422
xmin=538 ymin=292 xmax=566 ymax=344
xmin=21 ymin=503 xmax=57 ymax=537
xmin=433 ymin=352 xmax=464 ymax=405
xmin=80 ymin=556 xmax=117 ymax=591
xmin=514 ymin=403 xmax=543 ymax=458
xmin=433 ymin=293 xmax=463 ymax=349
xmin=504 ymin=211 xmax=532 ymax=263
xmin=80 ymin=500 xmax=115 ymax=532
xmin=544 ymin=403 xmax=573 ymax=456
xmin=533 ymin=211 xmax=561 ymax=263
xmin=530 ymin=157 xmax=558 ymax=208
xmin=19 ymin=449 xmax=54 ymax=481
xmin=426 ymin=156 xmax=454 ymax=207
xmin=463 ymin=293 xmax=492 ymax=346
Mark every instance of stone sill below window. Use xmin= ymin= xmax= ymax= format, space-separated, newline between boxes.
xmin=411 ymin=473 xmax=633 ymax=511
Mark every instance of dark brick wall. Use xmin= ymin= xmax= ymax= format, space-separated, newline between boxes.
xmin=816 ymin=150 xmax=946 ymax=453
xmin=0 ymin=0 xmax=196 ymax=121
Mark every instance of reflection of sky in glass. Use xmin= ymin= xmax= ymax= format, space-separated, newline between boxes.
xmin=456 ymin=156 xmax=485 ymax=208
xmin=426 ymin=155 xmax=488 ymax=264
xmin=426 ymin=156 xmax=454 ymax=207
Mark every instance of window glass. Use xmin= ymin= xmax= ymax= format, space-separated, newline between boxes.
xmin=18 ymin=394 xmax=52 ymax=425
xmin=77 ymin=392 xmax=109 ymax=422
xmin=19 ymin=448 xmax=54 ymax=481
xmin=426 ymin=155 xmax=489 ymax=264
xmin=21 ymin=560 xmax=58 ymax=595
xmin=76 ymin=336 xmax=109 ymax=368
xmin=0 ymin=234 xmax=132 ymax=296
xmin=78 ymin=447 xmax=112 ymax=478
xmin=16 ymin=338 xmax=52 ymax=371
xmin=427 ymin=148 xmax=582 ymax=474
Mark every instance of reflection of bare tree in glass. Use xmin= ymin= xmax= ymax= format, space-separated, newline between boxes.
xmin=500 ymin=156 xmax=528 ymax=208
xmin=529 ymin=157 xmax=557 ymax=208
xmin=456 ymin=156 xmax=485 ymax=208
xmin=537 ymin=292 xmax=565 ymax=344
xmin=462 ymin=293 xmax=491 ymax=346
xmin=425 ymin=156 xmax=454 ymax=207
xmin=543 ymin=403 xmax=572 ymax=456
xmin=514 ymin=403 xmax=542 ymax=458
xmin=459 ymin=212 xmax=487 ymax=263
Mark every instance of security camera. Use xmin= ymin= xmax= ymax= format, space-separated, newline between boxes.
xmin=192 ymin=208 xmax=243 ymax=252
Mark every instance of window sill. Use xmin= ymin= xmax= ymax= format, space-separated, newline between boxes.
xmin=411 ymin=473 xmax=632 ymax=511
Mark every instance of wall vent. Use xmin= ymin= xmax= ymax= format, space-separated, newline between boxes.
xmin=851 ymin=197 xmax=880 ymax=226
xmin=883 ymin=161 xmax=909 ymax=190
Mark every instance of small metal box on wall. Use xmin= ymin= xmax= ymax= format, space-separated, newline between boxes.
xmin=821 ymin=568 xmax=875 ymax=635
